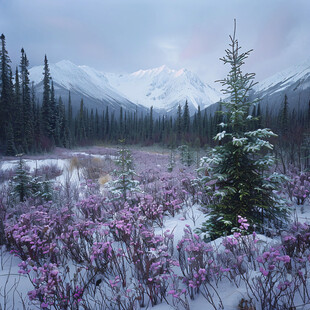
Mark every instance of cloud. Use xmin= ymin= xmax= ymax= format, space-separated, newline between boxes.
xmin=1 ymin=0 xmax=310 ymax=88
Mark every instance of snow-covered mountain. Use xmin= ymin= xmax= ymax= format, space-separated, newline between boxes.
xmin=29 ymin=60 xmax=142 ymax=114
xmin=251 ymin=59 xmax=310 ymax=114
xmin=203 ymin=59 xmax=310 ymax=116
xmin=255 ymin=59 xmax=310 ymax=94
xmin=106 ymin=65 xmax=221 ymax=114
xmin=29 ymin=61 xmax=220 ymax=115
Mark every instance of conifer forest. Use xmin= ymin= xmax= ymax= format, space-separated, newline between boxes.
xmin=1 ymin=2 xmax=310 ymax=309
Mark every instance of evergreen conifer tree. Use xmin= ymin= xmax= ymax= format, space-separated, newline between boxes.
xmin=108 ymin=141 xmax=140 ymax=201
xmin=67 ymin=91 xmax=73 ymax=146
xmin=14 ymin=67 xmax=24 ymax=151
xmin=197 ymin=105 xmax=202 ymax=143
xmin=280 ymin=94 xmax=289 ymax=137
xmin=182 ymin=100 xmax=190 ymax=134
xmin=5 ymin=123 xmax=16 ymax=155
xmin=0 ymin=34 xmax=13 ymax=143
xmin=179 ymin=144 xmax=193 ymax=166
xmin=41 ymin=55 xmax=51 ymax=138
xmin=49 ymin=81 xmax=57 ymax=142
xmin=105 ymin=106 xmax=110 ymax=138
xmin=149 ymin=106 xmax=153 ymax=141
xmin=95 ymin=109 xmax=99 ymax=139
xmin=77 ymin=99 xmax=86 ymax=142
xmin=20 ymin=49 xmax=34 ymax=152
xmin=89 ymin=109 xmax=95 ymax=139
xmin=119 ymin=107 xmax=124 ymax=138
xmin=198 ymin=22 xmax=288 ymax=239
xmin=176 ymin=104 xmax=182 ymax=141
xmin=11 ymin=157 xmax=31 ymax=202
xmin=55 ymin=96 xmax=65 ymax=146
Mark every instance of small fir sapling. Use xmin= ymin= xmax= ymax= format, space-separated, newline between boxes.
xmin=107 ymin=142 xmax=140 ymax=201
xmin=11 ymin=157 xmax=31 ymax=202
xmin=197 ymin=21 xmax=288 ymax=239
xmin=178 ymin=145 xmax=193 ymax=167
xmin=11 ymin=157 xmax=53 ymax=203
xmin=29 ymin=176 xmax=53 ymax=202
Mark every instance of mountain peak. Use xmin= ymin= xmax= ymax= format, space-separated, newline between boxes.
xmin=131 ymin=65 xmax=173 ymax=78
xmin=55 ymin=59 xmax=76 ymax=67
xmin=106 ymin=65 xmax=220 ymax=112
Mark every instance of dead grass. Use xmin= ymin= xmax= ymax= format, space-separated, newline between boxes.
xmin=98 ymin=174 xmax=111 ymax=186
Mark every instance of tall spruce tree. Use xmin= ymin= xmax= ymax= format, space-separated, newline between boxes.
xmin=95 ymin=109 xmax=99 ymax=139
xmin=20 ymin=49 xmax=34 ymax=152
xmin=176 ymin=104 xmax=182 ymax=140
xmin=198 ymin=21 xmax=288 ymax=239
xmin=0 ymin=34 xmax=13 ymax=144
xmin=41 ymin=55 xmax=51 ymax=138
xmin=105 ymin=106 xmax=109 ymax=138
xmin=280 ymin=94 xmax=289 ymax=136
xmin=67 ymin=91 xmax=73 ymax=145
xmin=182 ymin=100 xmax=190 ymax=134
xmin=197 ymin=105 xmax=202 ymax=142
xmin=14 ymin=67 xmax=23 ymax=151
xmin=149 ymin=106 xmax=153 ymax=140
xmin=5 ymin=123 xmax=16 ymax=155
xmin=50 ymin=81 xmax=57 ymax=142
xmin=77 ymin=99 xmax=86 ymax=142
xmin=60 ymin=99 xmax=70 ymax=148
xmin=119 ymin=106 xmax=124 ymax=138
xmin=55 ymin=96 xmax=64 ymax=146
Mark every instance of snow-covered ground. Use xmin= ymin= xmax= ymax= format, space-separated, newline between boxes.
xmin=0 ymin=147 xmax=309 ymax=310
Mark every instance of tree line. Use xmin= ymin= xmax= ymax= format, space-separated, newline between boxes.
xmin=0 ymin=34 xmax=217 ymax=155
xmin=1 ymin=33 xmax=309 ymax=169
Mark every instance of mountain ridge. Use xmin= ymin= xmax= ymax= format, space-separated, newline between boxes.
xmin=29 ymin=60 xmax=221 ymax=115
xmin=251 ymin=59 xmax=310 ymax=114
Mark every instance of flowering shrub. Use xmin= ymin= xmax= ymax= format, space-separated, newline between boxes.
xmin=136 ymin=194 xmax=165 ymax=227
xmin=177 ymin=225 xmax=223 ymax=309
xmin=252 ymin=247 xmax=293 ymax=309
xmin=22 ymin=261 xmax=87 ymax=310
xmin=6 ymin=208 xmax=59 ymax=263
xmin=107 ymin=203 xmax=177 ymax=307
xmin=76 ymin=194 xmax=108 ymax=222
xmin=2 ymin=151 xmax=310 ymax=310
xmin=281 ymin=222 xmax=310 ymax=304
xmin=286 ymin=169 xmax=310 ymax=205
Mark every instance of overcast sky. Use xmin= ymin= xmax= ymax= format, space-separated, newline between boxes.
xmin=1 ymin=0 xmax=310 ymax=89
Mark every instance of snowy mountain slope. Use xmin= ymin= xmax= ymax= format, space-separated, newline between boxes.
xmin=29 ymin=61 xmax=221 ymax=115
xmin=106 ymin=65 xmax=221 ymax=114
xmin=29 ymin=60 xmax=142 ymax=114
xmin=251 ymin=59 xmax=310 ymax=114
xmin=255 ymin=59 xmax=310 ymax=93
xmin=203 ymin=59 xmax=310 ymax=117
xmin=30 ymin=60 xmax=131 ymax=103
